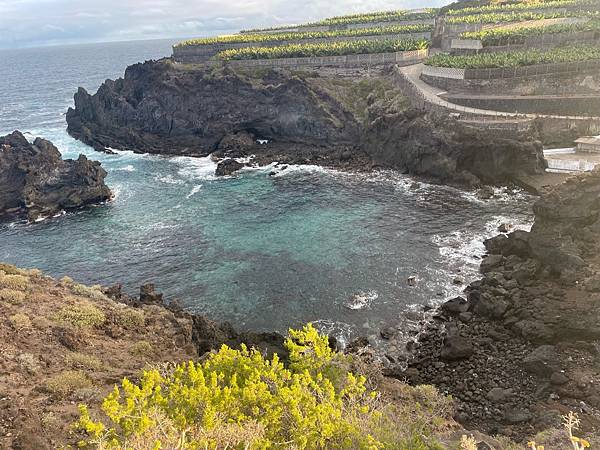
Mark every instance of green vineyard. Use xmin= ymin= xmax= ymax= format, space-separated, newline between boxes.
xmin=460 ymin=19 xmax=600 ymax=45
xmin=445 ymin=10 xmax=594 ymax=24
xmin=217 ymin=38 xmax=430 ymax=61
xmin=175 ymin=24 xmax=433 ymax=48
xmin=425 ymin=44 xmax=600 ymax=68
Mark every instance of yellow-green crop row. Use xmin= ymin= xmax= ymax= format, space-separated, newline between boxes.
xmin=447 ymin=0 xmax=596 ymax=16
xmin=175 ymin=24 xmax=433 ymax=48
xmin=241 ymin=9 xmax=437 ymax=33
xmin=461 ymin=19 xmax=600 ymax=45
xmin=446 ymin=9 xmax=595 ymax=24
xmin=217 ymin=38 xmax=429 ymax=61
xmin=425 ymin=44 xmax=600 ymax=68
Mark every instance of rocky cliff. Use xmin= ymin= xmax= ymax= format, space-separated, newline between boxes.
xmin=0 ymin=131 xmax=111 ymax=221
xmin=399 ymin=168 xmax=600 ymax=441
xmin=66 ymin=60 xmax=545 ymax=185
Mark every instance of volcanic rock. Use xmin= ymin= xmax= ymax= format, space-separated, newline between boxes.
xmin=215 ymin=159 xmax=244 ymax=176
xmin=0 ymin=131 xmax=111 ymax=221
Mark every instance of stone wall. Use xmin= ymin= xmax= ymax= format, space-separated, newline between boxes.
xmin=442 ymin=93 xmax=600 ymax=116
xmin=173 ymin=32 xmax=432 ymax=63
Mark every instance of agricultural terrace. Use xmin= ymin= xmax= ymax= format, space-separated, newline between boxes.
xmin=446 ymin=0 xmax=596 ymax=16
xmin=425 ymin=44 xmax=600 ymax=68
xmin=460 ymin=19 xmax=600 ymax=45
xmin=217 ymin=38 xmax=429 ymax=61
xmin=175 ymin=24 xmax=433 ymax=48
xmin=241 ymin=9 xmax=437 ymax=34
xmin=445 ymin=9 xmax=599 ymax=24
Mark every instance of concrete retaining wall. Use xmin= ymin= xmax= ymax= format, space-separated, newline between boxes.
xmin=194 ymin=49 xmax=429 ymax=69
xmin=173 ymin=32 xmax=432 ymax=63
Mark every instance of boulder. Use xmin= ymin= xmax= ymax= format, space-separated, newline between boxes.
xmin=0 ymin=131 xmax=111 ymax=221
xmin=215 ymin=159 xmax=244 ymax=176
xmin=441 ymin=335 xmax=474 ymax=361
xmin=522 ymin=345 xmax=561 ymax=377
xmin=441 ymin=297 xmax=469 ymax=315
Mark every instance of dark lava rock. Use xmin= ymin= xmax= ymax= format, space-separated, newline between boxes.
xmin=441 ymin=297 xmax=469 ymax=315
xmin=441 ymin=335 xmax=474 ymax=361
xmin=0 ymin=131 xmax=111 ymax=221
xmin=503 ymin=407 xmax=532 ymax=424
xmin=480 ymin=255 xmax=504 ymax=273
xmin=215 ymin=159 xmax=244 ymax=176
xmin=139 ymin=283 xmax=164 ymax=305
xmin=522 ymin=345 xmax=560 ymax=377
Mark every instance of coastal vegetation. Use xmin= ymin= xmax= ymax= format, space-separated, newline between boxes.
xmin=460 ymin=19 xmax=600 ymax=45
xmin=75 ymin=324 xmax=452 ymax=449
xmin=217 ymin=38 xmax=429 ymax=60
xmin=425 ymin=44 xmax=600 ymax=68
xmin=174 ymin=24 xmax=433 ymax=47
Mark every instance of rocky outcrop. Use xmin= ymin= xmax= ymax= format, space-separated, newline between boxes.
xmin=66 ymin=61 xmax=361 ymax=158
xmin=215 ymin=158 xmax=244 ymax=176
xmin=0 ymin=131 xmax=111 ymax=221
xmin=363 ymin=108 xmax=546 ymax=185
xmin=399 ymin=169 xmax=600 ymax=439
xmin=66 ymin=61 xmax=546 ymax=185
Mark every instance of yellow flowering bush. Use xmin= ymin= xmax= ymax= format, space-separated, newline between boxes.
xmin=75 ymin=324 xmax=444 ymax=449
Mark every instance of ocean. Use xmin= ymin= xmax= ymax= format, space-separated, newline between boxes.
xmin=0 ymin=39 xmax=533 ymax=345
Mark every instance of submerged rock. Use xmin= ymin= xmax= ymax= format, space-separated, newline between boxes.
xmin=0 ymin=131 xmax=111 ymax=221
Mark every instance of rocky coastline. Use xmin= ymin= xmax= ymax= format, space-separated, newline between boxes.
xmin=66 ymin=60 xmax=546 ymax=186
xmin=0 ymin=131 xmax=111 ymax=222
xmin=392 ymin=168 xmax=600 ymax=442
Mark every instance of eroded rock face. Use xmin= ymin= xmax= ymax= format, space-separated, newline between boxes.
xmin=66 ymin=61 xmax=361 ymax=156
xmin=362 ymin=109 xmax=546 ymax=185
xmin=0 ymin=131 xmax=111 ymax=221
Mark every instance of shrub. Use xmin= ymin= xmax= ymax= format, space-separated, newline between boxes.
xmin=17 ymin=353 xmax=40 ymax=374
xmin=0 ymin=272 xmax=29 ymax=291
xmin=129 ymin=340 xmax=153 ymax=357
xmin=9 ymin=313 xmax=31 ymax=330
xmin=0 ymin=288 xmax=26 ymax=304
xmin=114 ymin=307 xmax=145 ymax=329
xmin=71 ymin=283 xmax=109 ymax=302
xmin=45 ymin=370 xmax=92 ymax=399
xmin=66 ymin=352 xmax=103 ymax=371
xmin=56 ymin=302 xmax=106 ymax=328
xmin=76 ymin=324 xmax=446 ymax=449
xmin=0 ymin=263 xmax=29 ymax=275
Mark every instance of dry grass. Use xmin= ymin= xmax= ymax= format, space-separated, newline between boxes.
xmin=55 ymin=301 xmax=106 ymax=328
xmin=0 ymin=272 xmax=29 ymax=291
xmin=0 ymin=288 xmax=26 ymax=304
xmin=45 ymin=370 xmax=92 ymax=399
xmin=9 ymin=313 xmax=32 ymax=330
xmin=65 ymin=352 xmax=103 ymax=371
xmin=130 ymin=340 xmax=153 ymax=357
xmin=0 ymin=263 xmax=29 ymax=276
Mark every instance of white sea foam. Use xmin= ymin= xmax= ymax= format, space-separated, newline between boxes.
xmin=171 ymin=155 xmax=218 ymax=181
xmin=343 ymin=290 xmax=379 ymax=310
xmin=154 ymin=174 xmax=184 ymax=185
xmin=115 ymin=164 xmax=136 ymax=172
xmin=312 ymin=320 xmax=354 ymax=349
xmin=186 ymin=184 xmax=203 ymax=199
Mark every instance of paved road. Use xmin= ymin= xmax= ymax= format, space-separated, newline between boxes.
xmin=397 ymin=63 xmax=600 ymax=121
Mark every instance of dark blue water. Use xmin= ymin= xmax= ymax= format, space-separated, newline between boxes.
xmin=0 ymin=40 xmax=533 ymax=344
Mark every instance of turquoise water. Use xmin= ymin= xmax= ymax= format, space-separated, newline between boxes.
xmin=0 ymin=40 xmax=533 ymax=343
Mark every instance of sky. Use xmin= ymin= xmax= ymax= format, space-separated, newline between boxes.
xmin=0 ymin=0 xmax=450 ymax=49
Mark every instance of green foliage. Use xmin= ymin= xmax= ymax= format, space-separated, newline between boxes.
xmin=217 ymin=38 xmax=429 ymax=60
xmin=425 ymin=44 xmax=600 ymax=68
xmin=56 ymin=301 xmax=106 ymax=328
xmin=66 ymin=352 xmax=103 ymax=371
xmin=113 ymin=307 xmax=145 ymax=329
xmin=461 ymin=19 xmax=600 ymax=45
xmin=175 ymin=24 xmax=433 ymax=48
xmin=129 ymin=340 xmax=153 ymax=357
xmin=241 ymin=9 xmax=438 ymax=33
xmin=46 ymin=370 xmax=92 ymax=399
xmin=75 ymin=324 xmax=446 ymax=449
xmin=447 ymin=0 xmax=595 ymax=16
